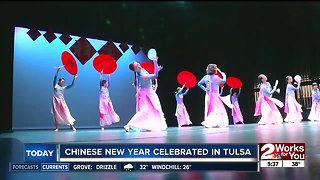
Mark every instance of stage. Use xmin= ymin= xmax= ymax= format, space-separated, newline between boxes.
xmin=1 ymin=122 xmax=319 ymax=180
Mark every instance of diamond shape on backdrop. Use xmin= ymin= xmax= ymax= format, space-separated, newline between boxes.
xmin=27 ymin=28 xmax=41 ymax=41
xmin=131 ymin=44 xmax=141 ymax=55
xmin=141 ymin=47 xmax=149 ymax=56
xmin=119 ymin=42 xmax=129 ymax=53
xmin=141 ymin=47 xmax=148 ymax=59
xmin=69 ymin=37 xmax=97 ymax=65
xmin=43 ymin=30 xmax=57 ymax=43
xmin=59 ymin=33 xmax=72 ymax=45
xmin=98 ymin=39 xmax=123 ymax=61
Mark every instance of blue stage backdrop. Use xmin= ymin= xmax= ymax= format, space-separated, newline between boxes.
xmin=13 ymin=27 xmax=150 ymax=130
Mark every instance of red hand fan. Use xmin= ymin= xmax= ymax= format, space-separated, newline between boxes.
xmin=226 ymin=76 xmax=243 ymax=89
xmin=177 ymin=71 xmax=197 ymax=88
xmin=61 ymin=51 xmax=78 ymax=75
xmin=140 ymin=62 xmax=154 ymax=74
xmin=93 ymin=54 xmax=117 ymax=74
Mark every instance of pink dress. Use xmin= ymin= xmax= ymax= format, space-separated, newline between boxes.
xmin=198 ymin=73 xmax=229 ymax=128
xmin=308 ymin=88 xmax=320 ymax=121
xmin=99 ymin=86 xmax=120 ymax=126
xmin=254 ymin=82 xmax=283 ymax=125
xmin=126 ymin=63 xmax=167 ymax=131
xmin=231 ymin=89 xmax=244 ymax=124
xmin=175 ymin=89 xmax=192 ymax=127
xmin=284 ymin=83 xmax=302 ymax=123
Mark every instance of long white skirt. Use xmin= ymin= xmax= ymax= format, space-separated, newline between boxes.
xmin=52 ymin=95 xmax=75 ymax=125
xmin=99 ymin=97 xmax=120 ymax=126
xmin=308 ymin=101 xmax=320 ymax=121
xmin=175 ymin=103 xmax=192 ymax=126
xmin=258 ymin=98 xmax=283 ymax=125
xmin=284 ymin=96 xmax=303 ymax=123
xmin=202 ymin=92 xmax=229 ymax=128
xmin=127 ymin=88 xmax=167 ymax=131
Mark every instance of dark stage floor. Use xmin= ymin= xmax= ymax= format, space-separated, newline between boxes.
xmin=1 ymin=122 xmax=319 ymax=180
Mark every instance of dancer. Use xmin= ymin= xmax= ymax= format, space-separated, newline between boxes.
xmin=197 ymin=64 xmax=229 ymax=128
xmin=283 ymin=75 xmax=302 ymax=123
xmin=175 ymin=84 xmax=192 ymax=127
xmin=132 ymin=66 xmax=162 ymax=111
xmin=99 ymin=71 xmax=120 ymax=130
xmin=254 ymin=74 xmax=283 ymax=125
xmin=230 ymin=88 xmax=244 ymax=124
xmin=52 ymin=66 xmax=77 ymax=131
xmin=124 ymin=57 xmax=167 ymax=132
xmin=308 ymin=82 xmax=320 ymax=121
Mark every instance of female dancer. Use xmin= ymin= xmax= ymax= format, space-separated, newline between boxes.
xmin=175 ymin=84 xmax=192 ymax=127
xmin=52 ymin=67 xmax=77 ymax=131
xmin=230 ymin=88 xmax=244 ymax=124
xmin=99 ymin=71 xmax=120 ymax=130
xmin=284 ymin=75 xmax=302 ymax=123
xmin=132 ymin=66 xmax=162 ymax=112
xmin=308 ymin=82 xmax=320 ymax=121
xmin=124 ymin=57 xmax=167 ymax=132
xmin=197 ymin=64 xmax=229 ymax=128
xmin=254 ymin=74 xmax=283 ymax=125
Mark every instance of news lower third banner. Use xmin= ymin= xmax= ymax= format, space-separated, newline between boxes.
xmin=9 ymin=143 xmax=305 ymax=172
xmin=58 ymin=144 xmax=257 ymax=162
